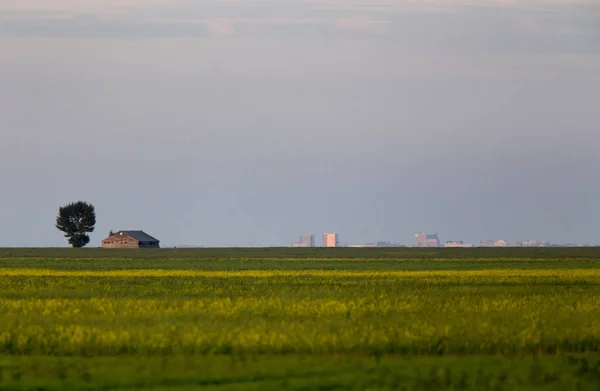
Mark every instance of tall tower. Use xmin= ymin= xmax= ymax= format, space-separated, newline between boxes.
xmin=298 ymin=234 xmax=315 ymax=247
xmin=322 ymin=233 xmax=339 ymax=247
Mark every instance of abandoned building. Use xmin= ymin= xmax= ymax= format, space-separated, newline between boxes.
xmin=101 ymin=230 xmax=160 ymax=249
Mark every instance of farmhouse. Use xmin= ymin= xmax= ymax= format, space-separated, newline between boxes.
xmin=102 ymin=230 xmax=160 ymax=249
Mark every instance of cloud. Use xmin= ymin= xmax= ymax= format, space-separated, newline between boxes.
xmin=307 ymin=0 xmax=599 ymax=7
xmin=168 ymin=17 xmax=390 ymax=36
xmin=0 ymin=12 xmax=76 ymax=21
xmin=203 ymin=19 xmax=237 ymax=37
xmin=0 ymin=0 xmax=179 ymax=13
xmin=2 ymin=0 xmax=598 ymax=15
xmin=0 ymin=0 xmax=597 ymax=43
xmin=306 ymin=0 xmax=600 ymax=14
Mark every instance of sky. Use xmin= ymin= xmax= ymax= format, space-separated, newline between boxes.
xmin=1 ymin=0 xmax=599 ymax=247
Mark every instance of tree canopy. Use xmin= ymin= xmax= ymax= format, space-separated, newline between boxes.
xmin=55 ymin=201 xmax=96 ymax=248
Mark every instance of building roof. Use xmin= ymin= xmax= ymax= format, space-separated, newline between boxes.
xmin=115 ymin=230 xmax=159 ymax=243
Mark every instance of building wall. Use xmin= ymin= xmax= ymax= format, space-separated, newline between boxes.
xmin=480 ymin=240 xmax=509 ymax=247
xmin=102 ymin=238 xmax=140 ymax=249
xmin=414 ymin=233 xmax=439 ymax=247
xmin=414 ymin=233 xmax=426 ymax=247
xmin=521 ymin=240 xmax=550 ymax=247
xmin=323 ymin=233 xmax=338 ymax=247
xmin=296 ymin=234 xmax=315 ymax=247
xmin=103 ymin=240 xmax=160 ymax=249
xmin=444 ymin=241 xmax=474 ymax=248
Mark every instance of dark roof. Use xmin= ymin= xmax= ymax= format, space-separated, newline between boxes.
xmin=117 ymin=230 xmax=159 ymax=243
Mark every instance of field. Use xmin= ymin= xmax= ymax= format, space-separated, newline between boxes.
xmin=1 ymin=248 xmax=600 ymax=390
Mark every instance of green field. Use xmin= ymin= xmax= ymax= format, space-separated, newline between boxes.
xmin=1 ymin=248 xmax=600 ymax=390
xmin=2 ymin=246 xmax=600 ymax=260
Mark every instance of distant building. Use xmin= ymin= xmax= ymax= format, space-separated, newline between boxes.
xmin=102 ymin=230 xmax=160 ymax=249
xmin=414 ymin=233 xmax=440 ymax=247
xmin=292 ymin=234 xmax=315 ymax=248
xmin=444 ymin=241 xmax=473 ymax=248
xmin=520 ymin=240 xmax=550 ymax=247
xmin=375 ymin=241 xmax=406 ymax=247
xmin=480 ymin=240 xmax=509 ymax=247
xmin=323 ymin=233 xmax=339 ymax=248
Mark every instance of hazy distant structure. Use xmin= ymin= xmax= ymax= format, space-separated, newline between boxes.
xmin=349 ymin=241 xmax=405 ymax=248
xmin=414 ymin=233 xmax=440 ymax=247
xmin=518 ymin=240 xmax=550 ymax=247
xmin=322 ymin=233 xmax=339 ymax=248
xmin=480 ymin=240 xmax=509 ymax=247
xmin=375 ymin=241 xmax=406 ymax=247
xmin=444 ymin=241 xmax=473 ymax=248
xmin=292 ymin=234 xmax=315 ymax=247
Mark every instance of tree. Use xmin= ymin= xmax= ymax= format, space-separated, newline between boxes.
xmin=55 ymin=201 xmax=96 ymax=248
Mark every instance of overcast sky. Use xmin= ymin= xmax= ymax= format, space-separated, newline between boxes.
xmin=1 ymin=0 xmax=599 ymax=247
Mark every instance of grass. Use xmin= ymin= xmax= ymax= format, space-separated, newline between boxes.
xmin=2 ymin=355 xmax=600 ymax=391
xmin=1 ymin=246 xmax=600 ymax=260
xmin=0 ymin=248 xmax=599 ymax=389
xmin=2 ymin=256 xmax=600 ymax=271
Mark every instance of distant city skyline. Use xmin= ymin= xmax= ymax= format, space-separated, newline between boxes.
xmin=288 ymin=232 xmax=595 ymax=249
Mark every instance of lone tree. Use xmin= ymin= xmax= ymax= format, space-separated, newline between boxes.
xmin=55 ymin=201 xmax=96 ymax=248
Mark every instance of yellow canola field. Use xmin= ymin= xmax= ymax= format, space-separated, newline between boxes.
xmin=1 ymin=268 xmax=600 ymax=356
